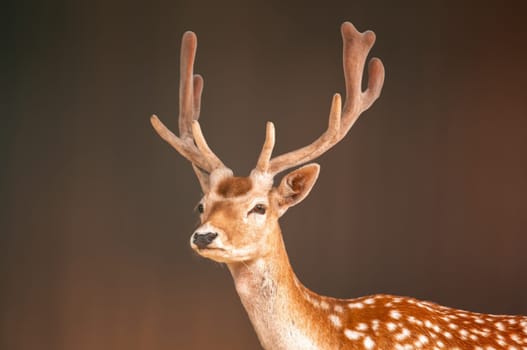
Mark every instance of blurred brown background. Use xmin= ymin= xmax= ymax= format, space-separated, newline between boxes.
xmin=2 ymin=0 xmax=526 ymax=349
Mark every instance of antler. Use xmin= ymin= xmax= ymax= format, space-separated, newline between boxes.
xmin=255 ymin=22 xmax=385 ymax=176
xmin=150 ymin=31 xmax=226 ymax=174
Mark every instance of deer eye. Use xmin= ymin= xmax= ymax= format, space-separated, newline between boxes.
xmin=197 ymin=203 xmax=204 ymax=214
xmin=249 ymin=204 xmax=267 ymax=215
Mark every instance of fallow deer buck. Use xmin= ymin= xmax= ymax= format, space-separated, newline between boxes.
xmin=151 ymin=22 xmax=527 ymax=350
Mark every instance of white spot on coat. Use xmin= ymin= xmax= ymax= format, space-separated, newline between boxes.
xmin=349 ymin=302 xmax=364 ymax=309
xmin=390 ymin=310 xmax=402 ymax=320
xmin=363 ymin=336 xmax=375 ymax=349
xmin=387 ymin=322 xmax=397 ymax=331
xmin=329 ymin=314 xmax=342 ymax=328
xmin=344 ymin=329 xmax=363 ymax=340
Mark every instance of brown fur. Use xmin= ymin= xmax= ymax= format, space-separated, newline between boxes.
xmin=216 ymin=176 xmax=253 ymax=198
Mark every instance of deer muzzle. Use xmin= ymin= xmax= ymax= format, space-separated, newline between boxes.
xmin=192 ymin=231 xmax=218 ymax=249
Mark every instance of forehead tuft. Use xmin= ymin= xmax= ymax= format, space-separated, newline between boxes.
xmin=215 ymin=176 xmax=253 ymax=198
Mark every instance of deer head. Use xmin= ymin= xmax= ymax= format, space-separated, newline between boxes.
xmin=150 ymin=22 xmax=385 ymax=264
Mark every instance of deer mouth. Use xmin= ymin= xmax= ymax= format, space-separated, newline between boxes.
xmin=196 ymin=246 xmax=224 ymax=252
xmin=191 ymin=243 xmax=225 ymax=254
xmin=195 ymin=246 xmax=237 ymax=263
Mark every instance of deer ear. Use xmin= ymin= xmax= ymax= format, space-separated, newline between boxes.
xmin=276 ymin=163 xmax=320 ymax=216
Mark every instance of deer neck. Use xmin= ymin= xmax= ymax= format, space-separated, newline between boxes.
xmin=227 ymin=226 xmax=332 ymax=350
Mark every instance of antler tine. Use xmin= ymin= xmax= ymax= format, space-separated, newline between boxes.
xmin=192 ymin=74 xmax=204 ymax=122
xmin=255 ymin=122 xmax=276 ymax=172
xmin=191 ymin=121 xmax=225 ymax=170
xmin=266 ymin=22 xmax=384 ymax=176
xmin=150 ymin=31 xmax=226 ymax=174
xmin=178 ymin=31 xmax=198 ymax=139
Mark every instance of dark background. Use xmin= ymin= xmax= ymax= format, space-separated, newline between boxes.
xmin=2 ymin=0 xmax=526 ymax=349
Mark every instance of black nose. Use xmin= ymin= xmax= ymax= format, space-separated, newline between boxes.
xmin=193 ymin=232 xmax=218 ymax=249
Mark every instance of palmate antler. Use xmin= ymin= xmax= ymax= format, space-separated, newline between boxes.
xmin=151 ymin=22 xmax=384 ymax=182
xmin=254 ymin=22 xmax=385 ymax=176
